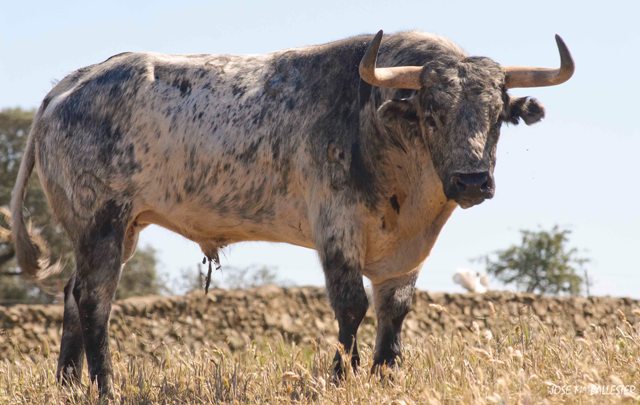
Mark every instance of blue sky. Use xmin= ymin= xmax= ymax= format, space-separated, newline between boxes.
xmin=1 ymin=1 xmax=638 ymax=296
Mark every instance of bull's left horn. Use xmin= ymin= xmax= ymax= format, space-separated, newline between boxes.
xmin=504 ymin=34 xmax=575 ymax=88
xmin=359 ymin=30 xmax=423 ymax=90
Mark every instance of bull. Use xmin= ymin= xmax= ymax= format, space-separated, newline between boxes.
xmin=10 ymin=30 xmax=573 ymax=395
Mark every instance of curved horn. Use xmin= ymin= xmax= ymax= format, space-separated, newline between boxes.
xmin=504 ymin=35 xmax=575 ymax=88
xmin=359 ymin=30 xmax=423 ymax=90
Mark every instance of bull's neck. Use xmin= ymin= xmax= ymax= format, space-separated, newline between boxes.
xmin=357 ymin=86 xmax=451 ymax=230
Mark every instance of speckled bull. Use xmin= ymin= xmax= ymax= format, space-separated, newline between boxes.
xmin=11 ymin=30 xmax=573 ymax=396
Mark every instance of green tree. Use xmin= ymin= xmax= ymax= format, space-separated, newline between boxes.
xmin=0 ymin=108 xmax=165 ymax=303
xmin=0 ymin=109 xmax=69 ymax=267
xmin=480 ymin=226 xmax=589 ymax=296
xmin=0 ymin=108 xmax=70 ymax=303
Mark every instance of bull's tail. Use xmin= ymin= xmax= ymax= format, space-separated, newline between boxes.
xmin=9 ymin=119 xmax=60 ymax=280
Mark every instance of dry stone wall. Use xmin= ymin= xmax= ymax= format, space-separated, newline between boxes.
xmin=1 ymin=286 xmax=638 ymax=359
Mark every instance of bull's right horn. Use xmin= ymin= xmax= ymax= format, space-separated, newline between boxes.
xmin=359 ymin=30 xmax=423 ymax=90
xmin=503 ymin=35 xmax=575 ymax=88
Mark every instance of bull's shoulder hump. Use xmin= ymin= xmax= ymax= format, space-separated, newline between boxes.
xmin=383 ymin=31 xmax=467 ymax=59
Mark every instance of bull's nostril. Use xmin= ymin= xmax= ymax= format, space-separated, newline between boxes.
xmin=449 ymin=172 xmax=493 ymax=205
xmin=451 ymin=172 xmax=492 ymax=194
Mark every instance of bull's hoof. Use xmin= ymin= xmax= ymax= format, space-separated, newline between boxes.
xmin=370 ymin=356 xmax=401 ymax=379
xmin=56 ymin=364 xmax=82 ymax=386
xmin=332 ymin=359 xmax=346 ymax=383
xmin=94 ymin=374 xmax=115 ymax=402
xmin=98 ymin=391 xmax=115 ymax=405
xmin=331 ymin=350 xmax=360 ymax=383
xmin=98 ymin=382 xmax=115 ymax=403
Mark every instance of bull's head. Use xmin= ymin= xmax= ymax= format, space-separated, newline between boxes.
xmin=360 ymin=30 xmax=574 ymax=208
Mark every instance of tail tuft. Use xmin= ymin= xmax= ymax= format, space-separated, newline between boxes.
xmin=8 ymin=120 xmax=62 ymax=281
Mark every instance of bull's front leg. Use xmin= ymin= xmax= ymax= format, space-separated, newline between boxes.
xmin=316 ymin=222 xmax=369 ymax=378
xmin=371 ymin=271 xmax=418 ymax=372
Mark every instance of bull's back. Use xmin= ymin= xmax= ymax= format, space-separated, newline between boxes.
xmin=36 ymin=52 xmax=314 ymax=247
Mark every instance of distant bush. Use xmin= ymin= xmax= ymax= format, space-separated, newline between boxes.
xmin=175 ymin=263 xmax=286 ymax=294
xmin=479 ymin=226 xmax=590 ymax=296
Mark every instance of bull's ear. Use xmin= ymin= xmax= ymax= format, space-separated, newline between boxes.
xmin=377 ymin=99 xmax=419 ymax=131
xmin=507 ymin=97 xmax=545 ymax=125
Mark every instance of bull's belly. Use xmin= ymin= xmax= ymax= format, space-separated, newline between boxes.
xmin=127 ymin=127 xmax=315 ymax=250
xmin=133 ymin=191 xmax=315 ymax=252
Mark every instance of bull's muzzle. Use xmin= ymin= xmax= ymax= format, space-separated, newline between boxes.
xmin=446 ymin=171 xmax=495 ymax=208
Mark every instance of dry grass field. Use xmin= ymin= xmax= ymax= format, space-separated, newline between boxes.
xmin=1 ymin=289 xmax=639 ymax=404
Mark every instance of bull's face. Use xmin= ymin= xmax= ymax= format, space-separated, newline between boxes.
xmin=416 ymin=58 xmax=507 ymax=208
xmin=360 ymin=31 xmax=574 ymax=209
xmin=378 ymin=58 xmax=546 ymax=208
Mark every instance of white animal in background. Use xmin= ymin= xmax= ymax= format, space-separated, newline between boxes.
xmin=453 ymin=269 xmax=490 ymax=293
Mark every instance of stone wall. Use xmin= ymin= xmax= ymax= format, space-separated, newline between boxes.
xmin=1 ymin=286 xmax=638 ymax=359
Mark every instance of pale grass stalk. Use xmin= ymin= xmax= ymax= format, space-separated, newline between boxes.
xmin=0 ymin=322 xmax=638 ymax=403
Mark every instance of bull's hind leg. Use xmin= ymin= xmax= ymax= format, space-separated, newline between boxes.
xmin=71 ymin=200 xmax=129 ymax=397
xmin=371 ymin=272 xmax=418 ymax=372
xmin=56 ymin=273 xmax=85 ymax=384
xmin=316 ymin=220 xmax=369 ymax=378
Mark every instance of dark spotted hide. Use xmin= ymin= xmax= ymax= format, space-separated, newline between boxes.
xmin=10 ymin=30 xmax=572 ymax=396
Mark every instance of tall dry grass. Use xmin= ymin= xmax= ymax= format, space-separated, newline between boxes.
xmin=0 ymin=305 xmax=638 ymax=404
